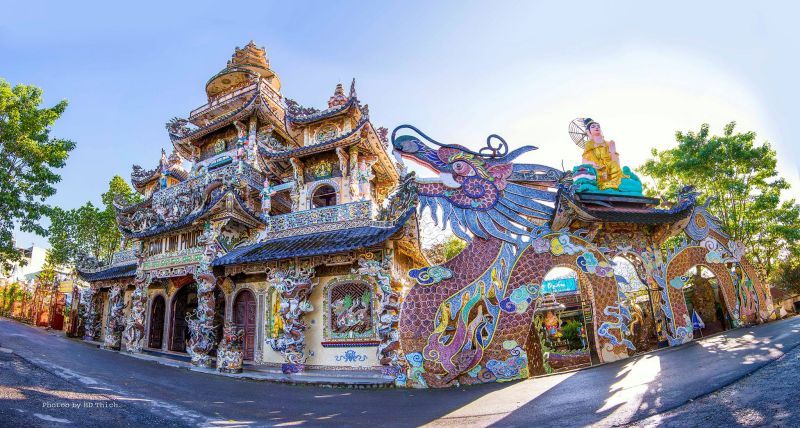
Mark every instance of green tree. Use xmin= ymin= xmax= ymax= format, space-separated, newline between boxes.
xmin=0 ymin=282 xmax=25 ymax=315
xmin=770 ymin=257 xmax=800 ymax=295
xmin=102 ymin=175 xmax=141 ymax=208
xmin=0 ymin=79 xmax=75 ymax=270
xmin=639 ymin=122 xmax=800 ymax=278
xmin=36 ymin=250 xmax=59 ymax=286
xmin=424 ymin=235 xmax=467 ymax=265
xmin=48 ymin=176 xmax=139 ymax=265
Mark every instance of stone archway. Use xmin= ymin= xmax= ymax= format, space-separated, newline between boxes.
xmin=528 ymin=266 xmax=595 ymax=374
xmin=169 ymin=283 xmax=197 ymax=352
xmin=400 ymin=232 xmax=628 ymax=388
xmin=665 ymin=246 xmax=739 ymax=328
xmin=679 ymin=264 xmax=733 ymax=336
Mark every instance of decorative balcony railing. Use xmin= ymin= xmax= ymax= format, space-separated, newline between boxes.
xmin=265 ymin=201 xmax=375 ymax=233
xmin=188 ymin=80 xmax=283 ymax=119
xmin=151 ymin=162 xmax=262 ymax=207
xmin=189 ymin=83 xmax=258 ymax=118
xmin=142 ymin=247 xmax=204 ymax=271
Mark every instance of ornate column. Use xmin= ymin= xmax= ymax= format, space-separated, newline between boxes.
xmin=102 ymin=284 xmax=125 ymax=350
xmin=123 ymin=274 xmax=149 ymax=353
xmin=290 ymin=158 xmax=305 ymax=211
xmin=254 ymin=289 xmax=266 ymax=364
xmin=348 ymin=145 xmax=359 ymax=200
xmin=267 ymin=268 xmax=317 ymax=374
xmin=187 ymin=220 xmax=225 ymax=367
xmin=82 ymin=288 xmax=99 ymax=341
xmin=248 ymin=114 xmax=258 ymax=164
xmin=355 ymin=252 xmax=403 ymax=377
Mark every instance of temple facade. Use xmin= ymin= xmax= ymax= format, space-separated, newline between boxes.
xmin=77 ymin=42 xmax=424 ymax=374
xmin=77 ymin=42 xmax=775 ymax=388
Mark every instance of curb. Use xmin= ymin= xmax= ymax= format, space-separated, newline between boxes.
xmin=59 ymin=333 xmax=395 ymax=389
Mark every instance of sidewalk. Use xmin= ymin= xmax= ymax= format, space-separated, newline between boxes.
xmin=76 ymin=338 xmax=395 ymax=388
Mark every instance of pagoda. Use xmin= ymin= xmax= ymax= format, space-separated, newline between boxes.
xmin=78 ymin=42 xmax=424 ymax=376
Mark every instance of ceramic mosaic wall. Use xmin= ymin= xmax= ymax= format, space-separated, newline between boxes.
xmin=392 ymin=126 xmax=774 ymax=388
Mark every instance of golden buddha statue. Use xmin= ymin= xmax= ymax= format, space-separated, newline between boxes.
xmin=581 ymin=118 xmax=627 ymax=190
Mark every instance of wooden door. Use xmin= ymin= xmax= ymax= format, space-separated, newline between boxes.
xmin=170 ymin=288 xmax=189 ymax=352
xmin=49 ymin=294 xmax=65 ymax=330
xmin=149 ymin=296 xmax=166 ymax=349
xmin=233 ymin=290 xmax=256 ymax=360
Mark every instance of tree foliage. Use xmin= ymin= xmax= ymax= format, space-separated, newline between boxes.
xmin=424 ymin=235 xmax=467 ymax=265
xmin=640 ymin=122 xmax=800 ymax=278
xmin=0 ymin=281 xmax=28 ymax=315
xmin=0 ymin=79 xmax=75 ymax=270
xmin=48 ymin=175 xmax=140 ymax=265
xmin=770 ymin=257 xmax=800 ymax=295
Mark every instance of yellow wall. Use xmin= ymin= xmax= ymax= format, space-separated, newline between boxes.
xmin=257 ymin=274 xmax=381 ymax=369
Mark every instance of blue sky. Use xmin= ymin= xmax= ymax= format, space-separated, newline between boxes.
xmin=3 ymin=1 xmax=799 ymax=248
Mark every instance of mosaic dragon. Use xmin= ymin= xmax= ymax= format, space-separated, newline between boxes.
xmin=392 ymin=125 xmax=632 ymax=388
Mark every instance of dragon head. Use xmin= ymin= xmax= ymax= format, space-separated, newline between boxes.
xmin=392 ymin=127 xmax=536 ymax=191
xmin=391 ymin=125 xmax=557 ymax=243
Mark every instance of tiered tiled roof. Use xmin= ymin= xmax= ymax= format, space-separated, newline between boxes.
xmin=77 ymin=263 xmax=137 ymax=282
xmin=212 ymin=208 xmax=413 ymax=266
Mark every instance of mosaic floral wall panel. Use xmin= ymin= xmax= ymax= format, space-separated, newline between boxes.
xmin=324 ymin=279 xmax=377 ymax=341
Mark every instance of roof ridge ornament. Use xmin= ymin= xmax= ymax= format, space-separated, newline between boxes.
xmin=328 ymin=82 xmax=348 ymax=108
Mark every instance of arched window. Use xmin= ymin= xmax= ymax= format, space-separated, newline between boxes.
xmin=325 ymin=280 xmax=375 ymax=341
xmin=311 ymin=184 xmax=337 ymax=208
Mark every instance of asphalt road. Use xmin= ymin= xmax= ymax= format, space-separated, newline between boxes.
xmin=631 ymin=341 xmax=800 ymax=427
xmin=1 ymin=316 xmax=798 ymax=427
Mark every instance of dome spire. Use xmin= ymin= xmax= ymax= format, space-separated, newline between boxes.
xmin=206 ymin=41 xmax=281 ymax=99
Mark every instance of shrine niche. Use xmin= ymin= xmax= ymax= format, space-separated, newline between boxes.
xmin=323 ymin=279 xmax=377 ymax=342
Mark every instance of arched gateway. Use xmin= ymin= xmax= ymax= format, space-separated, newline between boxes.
xmin=393 ymin=120 xmax=774 ymax=388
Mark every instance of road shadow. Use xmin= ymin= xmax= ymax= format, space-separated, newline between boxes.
xmin=487 ymin=318 xmax=800 ymax=427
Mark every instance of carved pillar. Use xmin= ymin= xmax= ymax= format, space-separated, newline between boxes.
xmin=188 ymin=270 xmax=217 ymax=367
xmin=348 ymin=145 xmax=359 ymax=200
xmin=234 ymin=120 xmax=247 ymax=174
xmin=186 ymin=220 xmax=226 ymax=367
xmin=254 ymin=289 xmax=266 ymax=364
xmin=290 ymin=158 xmax=305 ymax=211
xmin=161 ymin=286 xmax=172 ymax=352
xmin=123 ymin=272 xmax=149 ymax=353
xmin=82 ymin=288 xmax=99 ymax=341
xmin=355 ymin=252 xmax=403 ymax=377
xmin=248 ymin=114 xmax=258 ymax=164
xmin=102 ymin=284 xmax=125 ymax=350
xmin=267 ymin=268 xmax=317 ymax=373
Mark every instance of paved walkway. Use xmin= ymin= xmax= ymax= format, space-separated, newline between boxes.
xmin=630 ymin=340 xmax=800 ymax=427
xmin=1 ymin=316 xmax=798 ymax=427
xmin=126 ymin=349 xmax=392 ymax=387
